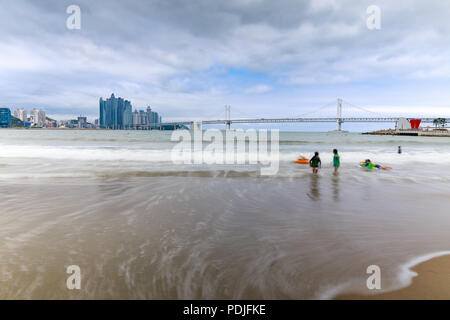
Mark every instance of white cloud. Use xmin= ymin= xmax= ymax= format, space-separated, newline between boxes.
xmin=244 ymin=84 xmax=272 ymax=94
xmin=309 ymin=0 xmax=340 ymax=13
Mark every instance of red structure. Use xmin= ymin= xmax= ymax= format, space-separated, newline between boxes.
xmin=409 ymin=119 xmax=421 ymax=129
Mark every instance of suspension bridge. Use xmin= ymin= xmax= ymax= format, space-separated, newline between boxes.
xmin=136 ymin=99 xmax=448 ymax=131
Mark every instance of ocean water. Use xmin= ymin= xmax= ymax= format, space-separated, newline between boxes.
xmin=0 ymin=129 xmax=450 ymax=299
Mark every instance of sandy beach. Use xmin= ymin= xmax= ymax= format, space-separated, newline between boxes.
xmin=337 ymin=254 xmax=450 ymax=300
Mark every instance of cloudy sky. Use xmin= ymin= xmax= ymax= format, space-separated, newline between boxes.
xmin=1 ymin=0 xmax=450 ymax=125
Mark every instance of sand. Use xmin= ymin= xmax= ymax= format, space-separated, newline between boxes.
xmin=336 ymin=254 xmax=450 ymax=300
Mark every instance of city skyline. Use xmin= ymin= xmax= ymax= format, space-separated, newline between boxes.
xmin=4 ymin=98 xmax=161 ymax=124
xmin=1 ymin=0 xmax=450 ymax=127
xmin=99 ymin=93 xmax=162 ymax=129
xmin=1 ymin=93 xmax=163 ymax=128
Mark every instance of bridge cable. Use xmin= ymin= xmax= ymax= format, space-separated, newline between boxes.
xmin=341 ymin=99 xmax=394 ymax=118
xmin=294 ymin=100 xmax=337 ymax=118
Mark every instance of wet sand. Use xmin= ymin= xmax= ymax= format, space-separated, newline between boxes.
xmin=337 ymin=255 xmax=450 ymax=300
xmin=3 ymin=131 xmax=450 ymax=298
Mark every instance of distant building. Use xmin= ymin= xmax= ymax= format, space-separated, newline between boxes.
xmin=99 ymin=95 xmax=162 ymax=129
xmin=30 ymin=108 xmax=46 ymax=127
xmin=47 ymin=119 xmax=57 ymax=128
xmin=132 ymin=106 xmax=162 ymax=127
xmin=13 ymin=108 xmax=27 ymax=122
xmin=0 ymin=108 xmax=12 ymax=128
xmin=77 ymin=116 xmax=87 ymax=128
xmin=99 ymin=93 xmax=132 ymax=129
xmin=146 ymin=106 xmax=162 ymax=124
xmin=132 ymin=110 xmax=140 ymax=125
xmin=139 ymin=110 xmax=148 ymax=125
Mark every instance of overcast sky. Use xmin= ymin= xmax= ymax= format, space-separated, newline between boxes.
xmin=1 ymin=0 xmax=450 ymax=123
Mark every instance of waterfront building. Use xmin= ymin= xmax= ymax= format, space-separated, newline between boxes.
xmin=146 ymin=106 xmax=161 ymax=124
xmin=99 ymin=93 xmax=132 ymax=129
xmin=100 ymin=95 xmax=162 ymax=129
xmin=139 ymin=110 xmax=147 ymax=125
xmin=59 ymin=119 xmax=79 ymax=128
xmin=30 ymin=108 xmax=46 ymax=127
xmin=77 ymin=116 xmax=87 ymax=128
xmin=132 ymin=106 xmax=162 ymax=128
xmin=132 ymin=110 xmax=140 ymax=126
xmin=47 ymin=119 xmax=57 ymax=128
xmin=132 ymin=109 xmax=148 ymax=125
xmin=0 ymin=108 xmax=12 ymax=128
xmin=13 ymin=108 xmax=27 ymax=122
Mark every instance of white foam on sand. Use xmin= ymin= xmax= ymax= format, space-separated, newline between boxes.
xmin=318 ymin=251 xmax=450 ymax=300
xmin=396 ymin=251 xmax=450 ymax=288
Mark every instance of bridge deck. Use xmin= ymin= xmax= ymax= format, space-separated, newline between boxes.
xmin=140 ymin=117 xmax=444 ymax=127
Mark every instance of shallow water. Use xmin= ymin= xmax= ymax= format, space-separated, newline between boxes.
xmin=0 ymin=129 xmax=449 ymax=299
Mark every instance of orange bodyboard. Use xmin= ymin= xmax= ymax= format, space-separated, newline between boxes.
xmin=295 ymin=158 xmax=309 ymax=164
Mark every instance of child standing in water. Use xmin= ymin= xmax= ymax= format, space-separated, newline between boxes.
xmin=333 ymin=149 xmax=340 ymax=174
xmin=310 ymin=152 xmax=321 ymax=174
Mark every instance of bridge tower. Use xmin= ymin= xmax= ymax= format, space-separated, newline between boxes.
xmin=336 ymin=98 xmax=343 ymax=131
xmin=225 ymin=105 xmax=231 ymax=130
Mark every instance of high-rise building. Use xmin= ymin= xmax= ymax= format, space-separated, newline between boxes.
xmin=131 ymin=106 xmax=162 ymax=127
xmin=30 ymin=108 xmax=46 ymax=127
xmin=132 ymin=110 xmax=140 ymax=126
xmin=99 ymin=93 xmax=132 ymax=129
xmin=13 ymin=108 xmax=27 ymax=122
xmin=146 ymin=106 xmax=162 ymax=124
xmin=139 ymin=110 xmax=147 ymax=125
xmin=0 ymin=108 xmax=11 ymax=128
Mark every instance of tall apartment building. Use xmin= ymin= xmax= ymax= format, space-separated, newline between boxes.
xmin=13 ymin=108 xmax=27 ymax=122
xmin=146 ymin=106 xmax=162 ymax=124
xmin=132 ymin=106 xmax=162 ymax=126
xmin=99 ymin=93 xmax=132 ymax=129
xmin=30 ymin=108 xmax=46 ymax=127
xmin=0 ymin=108 xmax=11 ymax=128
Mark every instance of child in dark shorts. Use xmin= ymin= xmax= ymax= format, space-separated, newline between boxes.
xmin=310 ymin=152 xmax=321 ymax=174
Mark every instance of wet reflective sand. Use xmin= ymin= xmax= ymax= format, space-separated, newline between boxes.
xmin=1 ymin=130 xmax=450 ymax=299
